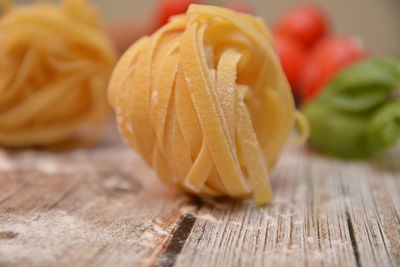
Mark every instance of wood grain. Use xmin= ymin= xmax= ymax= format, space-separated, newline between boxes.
xmin=0 ymin=129 xmax=399 ymax=267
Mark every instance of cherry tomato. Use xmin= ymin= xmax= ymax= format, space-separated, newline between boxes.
xmin=274 ymin=34 xmax=306 ymax=92
xmin=300 ymin=36 xmax=369 ymax=103
xmin=154 ymin=0 xmax=200 ymax=30
xmin=221 ymin=1 xmax=254 ymax=14
xmin=275 ymin=4 xmax=329 ymax=49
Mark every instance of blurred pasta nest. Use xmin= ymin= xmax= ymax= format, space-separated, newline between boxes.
xmin=109 ymin=5 xmax=307 ymax=205
xmin=0 ymin=0 xmax=116 ymax=148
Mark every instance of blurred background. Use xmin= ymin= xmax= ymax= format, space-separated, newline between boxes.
xmin=13 ymin=0 xmax=400 ymax=56
xmin=94 ymin=0 xmax=400 ymax=56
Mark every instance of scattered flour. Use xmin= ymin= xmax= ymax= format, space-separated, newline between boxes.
xmin=151 ymin=91 xmax=158 ymax=103
xmin=34 ymin=159 xmax=60 ymax=174
xmin=307 ymin=236 xmax=315 ymax=243
xmin=179 ymin=204 xmax=197 ymax=215
xmin=0 ymin=211 xmax=157 ymax=266
xmin=116 ymin=116 xmax=123 ymax=124
xmin=195 ymin=213 xmax=218 ymax=223
xmin=126 ymin=123 xmax=133 ymax=133
xmin=179 ymin=205 xmax=219 ymax=223
xmin=184 ymin=77 xmax=192 ymax=86
xmin=0 ymin=152 xmax=14 ymax=171
xmin=102 ymin=174 xmax=133 ymax=191
xmin=141 ymin=232 xmax=155 ymax=240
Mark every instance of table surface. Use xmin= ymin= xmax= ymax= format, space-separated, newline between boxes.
xmin=0 ymin=128 xmax=399 ymax=267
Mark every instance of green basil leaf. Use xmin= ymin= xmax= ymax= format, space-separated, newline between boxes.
xmin=325 ymin=83 xmax=392 ymax=113
xmin=303 ymin=103 xmax=374 ymax=158
xmin=321 ymin=58 xmax=399 ymax=113
xmin=302 ymin=57 xmax=400 ymax=159
xmin=368 ymin=100 xmax=400 ymax=151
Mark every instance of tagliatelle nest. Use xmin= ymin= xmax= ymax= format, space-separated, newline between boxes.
xmin=0 ymin=0 xmax=116 ymax=148
xmin=109 ymin=5 xmax=308 ymax=205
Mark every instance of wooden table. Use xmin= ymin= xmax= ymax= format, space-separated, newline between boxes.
xmin=0 ymin=127 xmax=399 ymax=267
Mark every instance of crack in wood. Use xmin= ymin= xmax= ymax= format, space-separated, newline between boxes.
xmin=0 ymin=231 xmax=18 ymax=240
xmin=154 ymin=197 xmax=203 ymax=267
xmin=0 ymin=183 xmax=26 ymax=205
xmin=346 ymin=211 xmax=361 ymax=267
xmin=45 ymin=179 xmax=80 ymax=211
xmin=374 ymin=209 xmax=395 ymax=267
xmin=340 ymin=173 xmax=362 ymax=267
xmin=369 ymin=175 xmax=396 ymax=267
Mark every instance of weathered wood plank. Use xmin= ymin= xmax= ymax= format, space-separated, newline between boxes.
xmin=0 ymin=130 xmax=399 ymax=267
xmin=0 ymin=132 xmax=191 ymax=266
xmin=173 ymin=149 xmax=400 ymax=267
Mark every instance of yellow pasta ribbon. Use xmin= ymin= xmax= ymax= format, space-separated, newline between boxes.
xmin=109 ymin=5 xmax=307 ymax=205
xmin=0 ymin=0 xmax=116 ymax=148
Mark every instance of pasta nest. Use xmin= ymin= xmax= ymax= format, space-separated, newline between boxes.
xmin=0 ymin=0 xmax=116 ymax=148
xmin=109 ymin=5 xmax=307 ymax=205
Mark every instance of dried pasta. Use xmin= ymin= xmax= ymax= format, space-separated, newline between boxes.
xmin=0 ymin=0 xmax=116 ymax=148
xmin=109 ymin=5 xmax=307 ymax=205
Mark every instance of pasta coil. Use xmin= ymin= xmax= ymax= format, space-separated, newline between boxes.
xmin=109 ymin=5 xmax=307 ymax=205
xmin=0 ymin=0 xmax=116 ymax=148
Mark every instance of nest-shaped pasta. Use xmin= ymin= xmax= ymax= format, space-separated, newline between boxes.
xmin=109 ymin=5 xmax=307 ymax=205
xmin=0 ymin=0 xmax=116 ymax=148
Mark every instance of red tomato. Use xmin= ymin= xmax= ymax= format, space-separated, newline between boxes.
xmin=274 ymin=34 xmax=306 ymax=91
xmin=154 ymin=0 xmax=200 ymax=30
xmin=222 ymin=1 xmax=254 ymax=14
xmin=300 ymin=36 xmax=368 ymax=102
xmin=275 ymin=4 xmax=329 ymax=49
